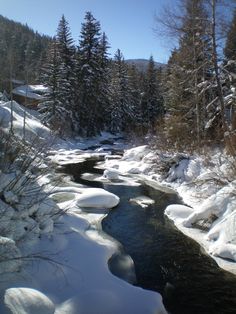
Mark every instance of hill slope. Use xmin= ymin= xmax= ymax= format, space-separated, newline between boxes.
xmin=0 ymin=15 xmax=51 ymax=90
xmin=125 ymin=59 xmax=165 ymax=72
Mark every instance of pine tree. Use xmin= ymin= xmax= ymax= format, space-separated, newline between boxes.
xmin=127 ymin=64 xmax=143 ymax=129
xmin=163 ymin=0 xmax=213 ymax=148
xmin=39 ymin=40 xmax=67 ymax=132
xmin=77 ymin=11 xmax=108 ymax=136
xmin=141 ymin=56 xmax=163 ymax=132
xmin=108 ymin=49 xmax=134 ymax=132
xmin=56 ymin=15 xmax=76 ymax=134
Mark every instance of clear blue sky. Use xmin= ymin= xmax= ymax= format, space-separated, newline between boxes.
xmin=0 ymin=0 xmax=174 ymax=63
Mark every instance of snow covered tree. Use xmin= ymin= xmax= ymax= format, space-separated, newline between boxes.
xmin=158 ymin=0 xmax=213 ymax=148
xmin=108 ymin=49 xmax=134 ymax=132
xmin=56 ymin=15 xmax=77 ymax=134
xmin=140 ymin=56 xmax=164 ymax=132
xmin=77 ymin=12 xmax=108 ymax=136
xmin=39 ymin=40 xmax=68 ymax=133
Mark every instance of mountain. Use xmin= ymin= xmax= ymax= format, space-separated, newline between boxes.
xmin=125 ymin=59 xmax=165 ymax=72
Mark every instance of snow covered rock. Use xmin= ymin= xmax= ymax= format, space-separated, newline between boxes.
xmin=165 ymin=204 xmax=194 ymax=224
xmin=4 ymin=288 xmax=55 ymax=314
xmin=76 ymin=188 xmax=119 ymax=208
xmin=182 ymin=185 xmax=236 ymax=227
xmin=130 ymin=196 xmax=155 ymax=208
xmin=103 ymin=169 xmax=120 ymax=180
xmin=122 ymin=145 xmax=150 ymax=161
xmin=0 ymin=237 xmax=21 ymax=274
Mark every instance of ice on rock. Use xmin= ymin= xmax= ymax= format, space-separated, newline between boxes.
xmin=182 ymin=185 xmax=235 ymax=227
xmin=76 ymin=188 xmax=119 ymax=208
xmin=4 ymin=288 xmax=55 ymax=314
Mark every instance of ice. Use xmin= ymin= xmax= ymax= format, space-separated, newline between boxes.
xmin=129 ymin=195 xmax=155 ymax=208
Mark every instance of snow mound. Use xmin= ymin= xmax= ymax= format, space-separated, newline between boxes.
xmin=4 ymin=288 xmax=55 ymax=314
xmin=76 ymin=188 xmax=119 ymax=208
xmin=0 ymin=101 xmax=53 ymax=143
xmin=56 ymin=288 xmax=167 ymax=314
xmin=165 ymin=204 xmax=194 ymax=224
xmin=103 ymin=169 xmax=120 ymax=180
xmin=123 ymin=145 xmax=150 ymax=161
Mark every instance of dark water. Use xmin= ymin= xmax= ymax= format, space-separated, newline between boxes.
xmin=63 ymin=160 xmax=236 ymax=314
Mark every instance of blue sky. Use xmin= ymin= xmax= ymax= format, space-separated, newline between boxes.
xmin=0 ymin=0 xmax=174 ymax=63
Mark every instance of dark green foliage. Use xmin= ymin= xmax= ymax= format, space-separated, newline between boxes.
xmin=0 ymin=15 xmax=51 ymax=90
xmin=140 ymin=56 xmax=164 ymax=132
xmin=76 ymin=12 xmax=110 ymax=136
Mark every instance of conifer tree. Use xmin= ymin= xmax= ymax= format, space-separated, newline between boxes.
xmin=77 ymin=11 xmax=106 ymax=136
xmin=141 ymin=56 xmax=163 ymax=132
xmin=162 ymin=0 xmax=212 ymax=147
xmin=56 ymin=15 xmax=76 ymax=133
xmin=39 ymin=40 xmax=66 ymax=132
xmin=108 ymin=49 xmax=133 ymax=132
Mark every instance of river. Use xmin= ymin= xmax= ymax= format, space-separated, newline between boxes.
xmin=63 ymin=157 xmax=236 ymax=314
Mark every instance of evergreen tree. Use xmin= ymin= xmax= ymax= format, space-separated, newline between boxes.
xmin=163 ymin=0 xmax=212 ymax=147
xmin=77 ymin=11 xmax=108 ymax=136
xmin=108 ymin=49 xmax=134 ymax=132
xmin=141 ymin=56 xmax=163 ymax=132
xmin=39 ymin=40 xmax=66 ymax=132
xmin=127 ymin=64 xmax=143 ymax=129
xmin=56 ymin=15 xmax=77 ymax=133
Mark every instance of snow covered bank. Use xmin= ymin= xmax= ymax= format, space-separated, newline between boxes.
xmin=0 ymin=133 xmax=167 ymax=314
xmin=104 ymin=145 xmax=236 ymax=275
xmin=1 ymin=179 xmax=167 ymax=314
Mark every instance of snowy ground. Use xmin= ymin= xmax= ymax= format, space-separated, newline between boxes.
xmin=103 ymin=145 xmax=236 ymax=275
xmin=1 ymin=99 xmax=236 ymax=313
xmin=0 ymin=102 xmax=167 ymax=313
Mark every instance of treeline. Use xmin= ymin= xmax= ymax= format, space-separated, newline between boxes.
xmin=40 ymin=13 xmax=164 ymax=137
xmin=0 ymin=15 xmax=51 ymax=89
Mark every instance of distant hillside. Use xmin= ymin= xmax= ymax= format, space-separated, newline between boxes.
xmin=0 ymin=15 xmax=52 ymax=90
xmin=125 ymin=59 xmax=165 ymax=72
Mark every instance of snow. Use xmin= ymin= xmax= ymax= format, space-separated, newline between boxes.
xmin=4 ymin=288 xmax=55 ymax=314
xmin=130 ymin=195 xmax=155 ymax=208
xmin=103 ymin=168 xmax=120 ymax=180
xmin=0 ymin=108 xmax=167 ymax=314
xmin=12 ymin=85 xmax=49 ymax=100
xmin=0 ymin=101 xmax=53 ymax=143
xmin=0 ymin=237 xmax=22 ymax=274
xmin=103 ymin=145 xmax=236 ymax=274
xmin=76 ymin=188 xmax=120 ymax=208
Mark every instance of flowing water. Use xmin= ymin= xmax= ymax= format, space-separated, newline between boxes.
xmin=63 ymin=158 xmax=236 ymax=314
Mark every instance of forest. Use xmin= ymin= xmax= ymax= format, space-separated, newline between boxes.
xmin=0 ymin=0 xmax=235 ymax=155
